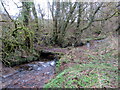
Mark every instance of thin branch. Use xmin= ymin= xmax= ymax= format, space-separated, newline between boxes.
xmin=11 ymin=0 xmax=22 ymax=8
xmin=48 ymin=1 xmax=54 ymax=20
xmin=79 ymin=11 xmax=117 ymax=22
xmin=0 ymin=20 xmax=8 ymax=22
xmin=61 ymin=2 xmax=78 ymax=33
xmin=80 ymin=2 xmax=103 ymax=32
xmin=38 ymin=4 xmax=45 ymax=20
xmin=1 ymin=0 xmax=13 ymax=21
xmin=94 ymin=12 xmax=117 ymax=22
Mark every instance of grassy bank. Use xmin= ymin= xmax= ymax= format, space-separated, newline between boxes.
xmin=44 ymin=36 xmax=118 ymax=88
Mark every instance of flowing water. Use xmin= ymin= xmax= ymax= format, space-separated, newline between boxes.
xmin=1 ymin=38 xmax=106 ymax=88
xmin=1 ymin=59 xmax=56 ymax=88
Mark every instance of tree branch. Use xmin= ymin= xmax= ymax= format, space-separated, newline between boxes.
xmin=61 ymin=2 xmax=77 ymax=33
xmin=80 ymin=2 xmax=103 ymax=32
xmin=1 ymin=0 xmax=13 ymax=21
xmin=11 ymin=0 xmax=22 ymax=8
xmin=94 ymin=12 xmax=117 ymax=22
xmin=48 ymin=1 xmax=54 ymax=20
xmin=0 ymin=20 xmax=8 ymax=22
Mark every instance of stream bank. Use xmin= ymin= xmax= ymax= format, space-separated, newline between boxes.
xmin=2 ymin=60 xmax=56 ymax=88
xmin=1 ymin=51 xmax=61 ymax=88
xmin=1 ymin=38 xmax=109 ymax=88
xmin=44 ymin=37 xmax=118 ymax=88
xmin=2 ymin=57 xmax=58 ymax=88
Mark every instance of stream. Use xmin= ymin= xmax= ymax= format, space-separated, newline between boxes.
xmin=1 ymin=38 xmax=106 ymax=88
xmin=1 ymin=59 xmax=57 ymax=88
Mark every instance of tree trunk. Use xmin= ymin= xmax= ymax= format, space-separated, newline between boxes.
xmin=22 ymin=2 xmax=31 ymax=49
xmin=74 ymin=2 xmax=82 ymax=47
xmin=59 ymin=2 xmax=77 ymax=47
xmin=52 ymin=1 xmax=60 ymax=45
xmin=61 ymin=2 xmax=77 ymax=37
xmin=32 ymin=2 xmax=39 ymax=31
xmin=22 ymin=2 xmax=30 ymax=26
xmin=31 ymin=2 xmax=39 ymax=43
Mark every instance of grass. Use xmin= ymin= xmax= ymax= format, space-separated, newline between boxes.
xmin=44 ymin=63 xmax=118 ymax=88
xmin=44 ymin=36 xmax=118 ymax=88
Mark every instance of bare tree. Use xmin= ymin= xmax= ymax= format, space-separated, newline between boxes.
xmin=48 ymin=1 xmax=77 ymax=46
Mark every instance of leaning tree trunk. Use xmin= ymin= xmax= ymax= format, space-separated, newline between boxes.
xmin=1 ymin=1 xmax=17 ymax=29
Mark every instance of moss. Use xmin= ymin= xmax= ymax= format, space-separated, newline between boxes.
xmin=3 ymin=55 xmax=38 ymax=67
